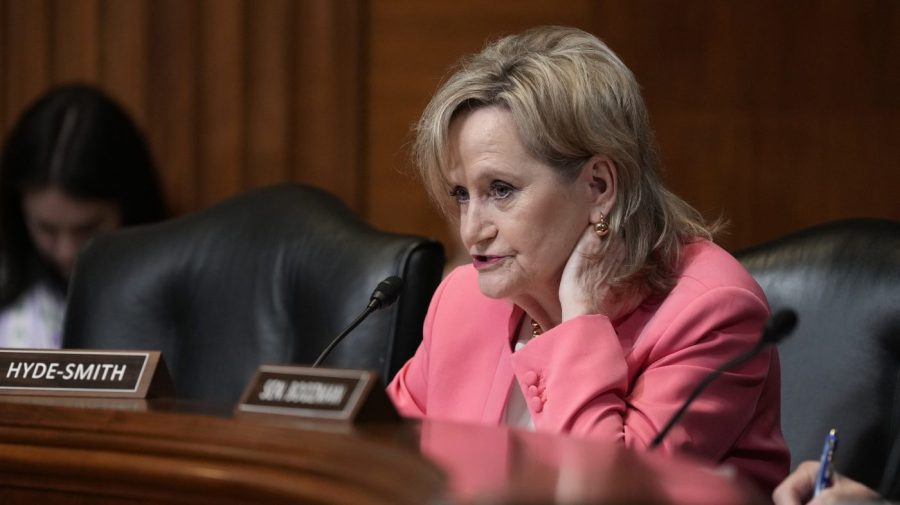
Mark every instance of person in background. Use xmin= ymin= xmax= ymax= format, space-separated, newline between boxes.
xmin=774 ymin=461 xmax=888 ymax=505
xmin=0 ymin=84 xmax=167 ymax=348
xmin=387 ymin=25 xmax=789 ymax=493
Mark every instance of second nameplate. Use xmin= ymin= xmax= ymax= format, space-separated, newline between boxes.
xmin=236 ymin=365 xmax=399 ymax=424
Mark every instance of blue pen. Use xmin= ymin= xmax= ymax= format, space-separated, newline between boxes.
xmin=813 ymin=428 xmax=838 ymax=496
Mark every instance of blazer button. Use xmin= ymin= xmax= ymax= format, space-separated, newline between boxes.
xmin=528 ymin=396 xmax=543 ymax=413
xmin=523 ymin=371 xmax=538 ymax=386
xmin=528 ymin=385 xmax=538 ymax=396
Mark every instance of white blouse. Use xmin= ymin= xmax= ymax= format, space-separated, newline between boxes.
xmin=502 ymin=332 xmax=536 ymax=430
xmin=0 ymin=282 xmax=65 ymax=349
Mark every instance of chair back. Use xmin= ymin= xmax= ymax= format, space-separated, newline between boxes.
xmin=63 ymin=184 xmax=445 ymax=405
xmin=735 ymin=218 xmax=900 ymax=498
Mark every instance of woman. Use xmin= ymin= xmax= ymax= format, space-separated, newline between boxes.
xmin=388 ymin=26 xmax=789 ymax=493
xmin=0 ymin=84 xmax=167 ymax=348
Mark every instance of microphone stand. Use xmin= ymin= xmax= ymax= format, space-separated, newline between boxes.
xmin=311 ymin=275 xmax=404 ymax=368
xmin=312 ymin=305 xmax=375 ymax=368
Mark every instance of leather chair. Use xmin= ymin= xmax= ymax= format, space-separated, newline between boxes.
xmin=62 ymin=183 xmax=445 ymax=406
xmin=735 ymin=218 xmax=900 ymax=499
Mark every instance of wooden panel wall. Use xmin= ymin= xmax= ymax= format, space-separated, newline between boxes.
xmin=0 ymin=0 xmax=365 ymax=215
xmin=2 ymin=0 xmax=898 ymax=258
xmin=366 ymin=0 xmax=900 ymax=257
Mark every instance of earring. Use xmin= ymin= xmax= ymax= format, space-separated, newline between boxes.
xmin=593 ymin=213 xmax=610 ymax=238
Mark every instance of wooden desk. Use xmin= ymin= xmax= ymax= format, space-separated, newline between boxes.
xmin=0 ymin=396 xmax=765 ymax=504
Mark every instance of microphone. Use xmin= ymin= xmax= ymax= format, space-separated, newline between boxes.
xmin=648 ymin=308 xmax=798 ymax=449
xmin=312 ymin=276 xmax=404 ymax=368
xmin=366 ymin=276 xmax=405 ymax=310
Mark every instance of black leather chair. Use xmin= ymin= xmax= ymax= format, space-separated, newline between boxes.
xmin=62 ymin=183 xmax=445 ymax=406
xmin=735 ymin=218 xmax=900 ymax=499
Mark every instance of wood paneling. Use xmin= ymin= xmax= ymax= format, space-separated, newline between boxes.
xmin=1 ymin=0 xmax=898 ymax=254
xmin=197 ymin=0 xmax=245 ymax=207
xmin=1 ymin=0 xmax=365 ymax=216
xmin=0 ymin=1 xmax=5 ymax=137
xmin=99 ymin=0 xmax=149 ymax=126
xmin=293 ymin=0 xmax=366 ymax=208
xmin=51 ymin=0 xmax=98 ymax=81
xmin=246 ymin=0 xmax=292 ymax=188
xmin=147 ymin=0 xmax=200 ymax=214
xmin=582 ymin=0 xmax=900 ymax=249
xmin=366 ymin=0 xmax=900 ymax=254
xmin=3 ymin=0 xmax=50 ymax=136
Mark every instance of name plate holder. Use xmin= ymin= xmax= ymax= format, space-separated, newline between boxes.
xmin=236 ymin=365 xmax=400 ymax=424
xmin=0 ymin=349 xmax=173 ymax=398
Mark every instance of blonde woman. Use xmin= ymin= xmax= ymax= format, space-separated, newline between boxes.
xmin=387 ymin=26 xmax=788 ymax=494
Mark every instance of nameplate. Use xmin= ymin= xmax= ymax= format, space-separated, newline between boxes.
xmin=0 ymin=349 xmax=173 ymax=398
xmin=236 ymin=365 xmax=399 ymax=423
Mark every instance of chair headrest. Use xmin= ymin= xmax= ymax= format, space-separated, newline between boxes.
xmin=736 ymin=218 xmax=900 ymax=496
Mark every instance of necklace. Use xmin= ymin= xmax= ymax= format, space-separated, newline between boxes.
xmin=531 ymin=319 xmax=543 ymax=337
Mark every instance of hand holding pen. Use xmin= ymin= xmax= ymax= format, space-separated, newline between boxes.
xmin=773 ymin=428 xmax=883 ymax=505
xmin=814 ymin=428 xmax=838 ymax=496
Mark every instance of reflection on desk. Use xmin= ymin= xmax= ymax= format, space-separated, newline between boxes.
xmin=0 ymin=396 xmax=764 ymax=504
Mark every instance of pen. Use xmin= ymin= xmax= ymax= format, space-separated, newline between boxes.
xmin=813 ymin=428 xmax=838 ymax=496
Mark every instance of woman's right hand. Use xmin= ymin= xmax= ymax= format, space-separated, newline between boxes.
xmin=558 ymin=223 xmax=628 ymax=322
xmin=772 ymin=460 xmax=883 ymax=505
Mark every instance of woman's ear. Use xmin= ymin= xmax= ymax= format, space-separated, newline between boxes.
xmin=581 ymin=155 xmax=617 ymax=222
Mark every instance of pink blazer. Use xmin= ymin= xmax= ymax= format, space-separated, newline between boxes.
xmin=388 ymin=240 xmax=789 ymax=493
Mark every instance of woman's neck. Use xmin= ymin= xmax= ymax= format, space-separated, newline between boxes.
xmin=511 ymin=291 xmax=560 ymax=336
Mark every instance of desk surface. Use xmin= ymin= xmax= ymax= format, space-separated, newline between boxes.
xmin=0 ymin=396 xmax=765 ymax=505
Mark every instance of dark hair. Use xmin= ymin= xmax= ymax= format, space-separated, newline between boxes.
xmin=0 ymin=84 xmax=168 ymax=306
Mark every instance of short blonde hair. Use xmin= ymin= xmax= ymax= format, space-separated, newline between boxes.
xmin=414 ymin=26 xmax=714 ymax=293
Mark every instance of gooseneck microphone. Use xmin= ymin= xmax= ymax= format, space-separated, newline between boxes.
xmin=311 ymin=276 xmax=404 ymax=368
xmin=649 ymin=308 xmax=798 ymax=450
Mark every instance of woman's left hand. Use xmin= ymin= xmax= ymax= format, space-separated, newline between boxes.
xmin=559 ymin=223 xmax=629 ymax=322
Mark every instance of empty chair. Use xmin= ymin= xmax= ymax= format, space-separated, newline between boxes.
xmin=63 ymin=183 xmax=445 ymax=405
xmin=735 ymin=218 xmax=900 ymax=499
